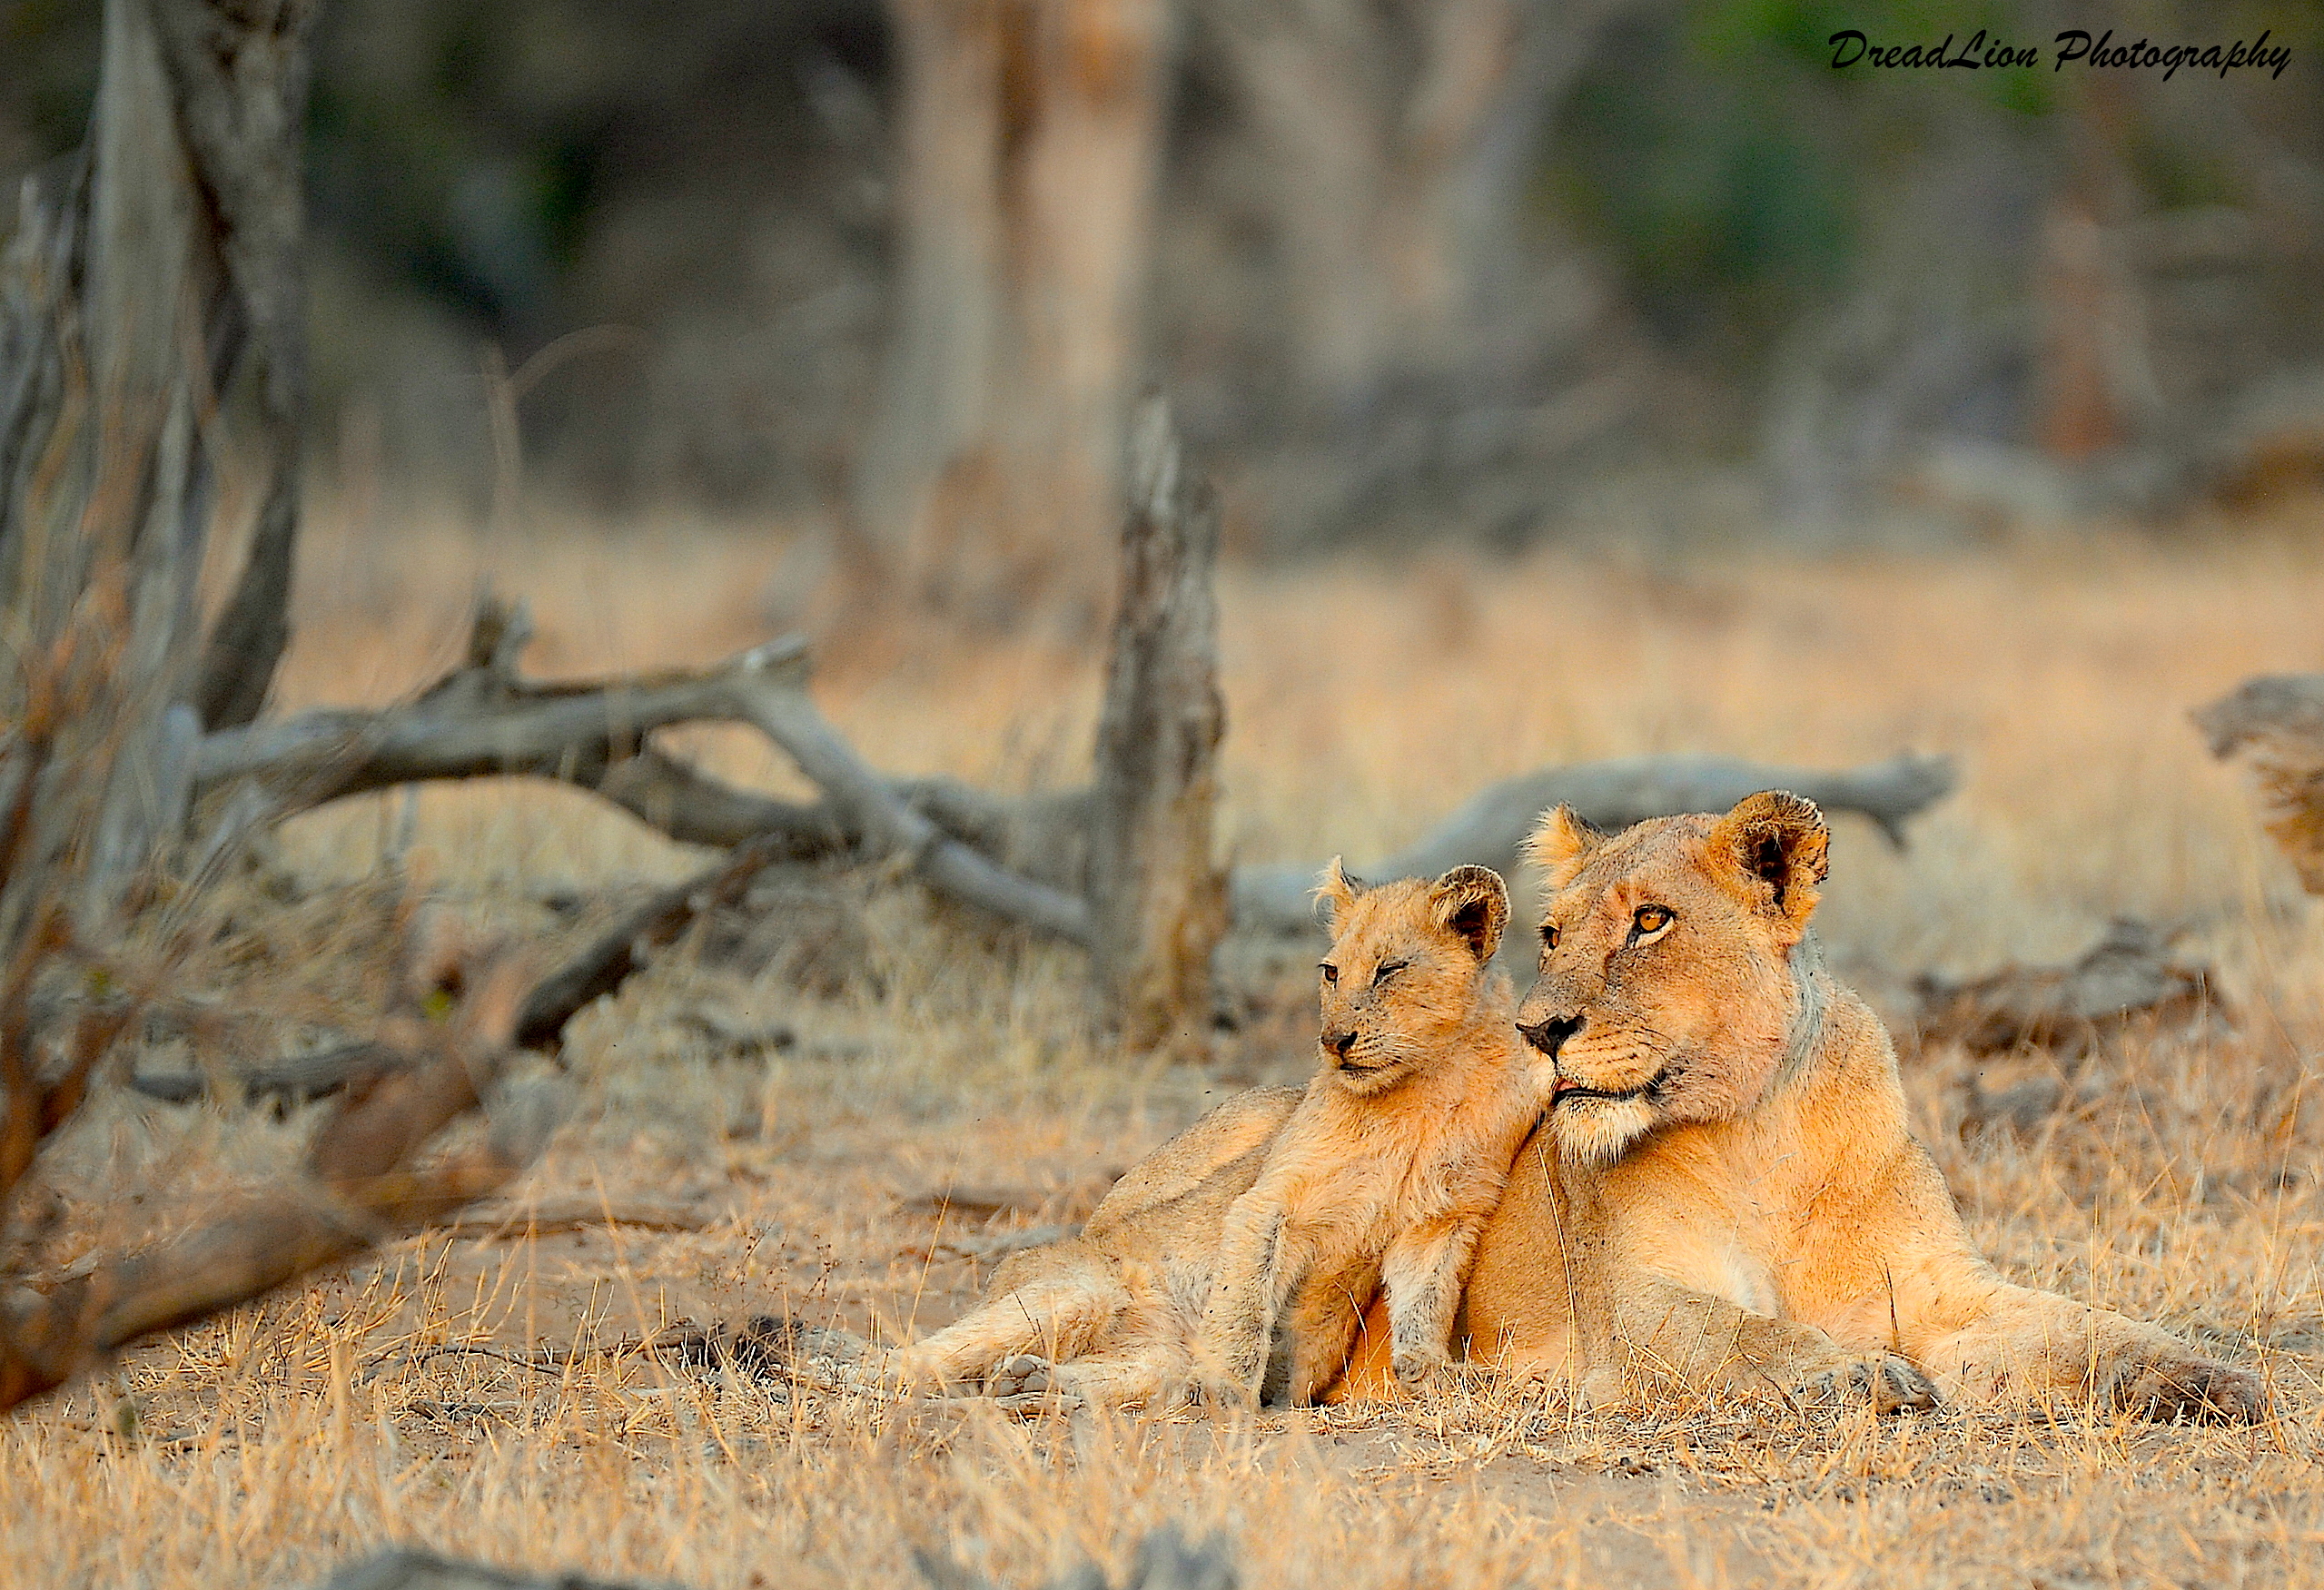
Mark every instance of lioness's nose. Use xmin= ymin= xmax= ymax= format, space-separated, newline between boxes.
xmin=1517 ymin=1013 xmax=1583 ymax=1059
xmin=1322 ymin=1030 xmax=1358 ymax=1056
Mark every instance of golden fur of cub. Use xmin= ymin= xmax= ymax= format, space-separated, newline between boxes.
xmin=805 ymin=863 xmax=1547 ymax=1410
xmin=1336 ymin=791 xmax=2264 ymax=1422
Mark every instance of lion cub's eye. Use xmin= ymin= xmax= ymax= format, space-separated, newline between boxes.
xmin=1631 ymin=905 xmax=1675 ymax=938
xmin=1320 ymin=963 xmax=1339 ymax=984
xmin=1372 ymin=959 xmax=1408 ymax=986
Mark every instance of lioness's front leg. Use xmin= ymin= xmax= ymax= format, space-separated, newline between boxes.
xmin=1598 ymin=1276 xmax=1936 ymax=1414
xmin=1914 ymin=1279 xmax=2262 ymax=1422
xmin=1190 ymin=1193 xmax=1287 ymax=1406
xmin=1380 ymin=1215 xmax=1486 ymax=1393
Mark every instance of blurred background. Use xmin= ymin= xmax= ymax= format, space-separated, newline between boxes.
xmin=5 ymin=0 xmax=2323 ymax=609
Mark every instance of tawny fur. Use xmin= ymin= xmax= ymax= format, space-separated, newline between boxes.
xmin=1342 ymin=792 xmax=2263 ymax=1421
xmin=842 ymin=863 xmax=1547 ymax=1409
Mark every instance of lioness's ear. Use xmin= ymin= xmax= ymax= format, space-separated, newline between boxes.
xmin=1314 ymin=856 xmax=1366 ymax=929
xmin=1429 ymin=864 xmax=1508 ymax=963
xmin=1713 ymin=790 xmax=1829 ymax=926
xmin=1524 ymin=805 xmax=1605 ymax=890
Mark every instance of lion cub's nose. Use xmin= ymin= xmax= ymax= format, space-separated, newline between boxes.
xmin=1517 ymin=1013 xmax=1583 ymax=1059
xmin=1323 ymin=1030 xmax=1358 ymax=1057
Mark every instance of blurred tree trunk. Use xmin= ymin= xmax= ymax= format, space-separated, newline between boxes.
xmin=0 ymin=0 xmax=315 ymax=906
xmin=852 ymin=0 xmax=1172 ymax=618
xmin=1203 ymin=0 xmax=1627 ymax=427
xmin=2032 ymin=77 xmax=2154 ymax=464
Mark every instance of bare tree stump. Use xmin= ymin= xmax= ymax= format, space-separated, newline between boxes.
xmin=1087 ymin=400 xmax=1229 ymax=1054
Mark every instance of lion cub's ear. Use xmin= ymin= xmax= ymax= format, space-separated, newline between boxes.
xmin=1429 ymin=864 xmax=1509 ymax=963
xmin=1524 ymin=805 xmax=1605 ymax=889
xmin=1315 ymin=856 xmax=1367 ymax=930
xmin=1713 ymin=791 xmax=1830 ymax=927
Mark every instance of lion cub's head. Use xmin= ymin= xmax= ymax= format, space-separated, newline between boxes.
xmin=1312 ymin=862 xmax=1510 ymax=1096
xmin=1516 ymin=791 xmax=1829 ymax=1164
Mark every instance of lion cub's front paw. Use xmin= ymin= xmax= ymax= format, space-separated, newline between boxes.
xmin=1178 ymin=1368 xmax=1260 ymax=1411
xmin=1795 ymin=1354 xmax=1939 ymax=1416
xmin=1392 ymin=1348 xmax=1453 ymax=1396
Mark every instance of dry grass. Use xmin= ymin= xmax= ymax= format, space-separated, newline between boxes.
xmin=13 ymin=497 xmax=2324 ymax=1587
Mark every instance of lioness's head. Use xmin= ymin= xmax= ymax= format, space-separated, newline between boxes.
xmin=1515 ymin=791 xmax=1828 ymax=1164
xmin=1312 ymin=861 xmax=1509 ymax=1095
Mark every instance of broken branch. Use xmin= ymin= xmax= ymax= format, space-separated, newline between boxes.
xmin=1230 ymin=750 xmax=1958 ymax=933
xmin=0 ymin=921 xmax=559 ymax=1411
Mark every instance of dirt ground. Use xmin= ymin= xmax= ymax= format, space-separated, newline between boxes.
xmin=10 ymin=499 xmax=2324 ymax=1588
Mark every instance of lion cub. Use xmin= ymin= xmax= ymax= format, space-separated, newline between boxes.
xmin=1186 ymin=861 xmax=1548 ymax=1406
xmin=828 ymin=863 xmax=1545 ymax=1410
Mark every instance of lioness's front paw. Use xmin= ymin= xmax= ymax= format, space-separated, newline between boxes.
xmin=1795 ymin=1354 xmax=1938 ymax=1416
xmin=2106 ymin=1349 xmax=2267 ymax=1424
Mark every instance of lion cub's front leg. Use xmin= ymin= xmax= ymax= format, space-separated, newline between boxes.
xmin=1380 ymin=1215 xmax=1486 ymax=1393
xmin=1190 ymin=1192 xmax=1286 ymax=1407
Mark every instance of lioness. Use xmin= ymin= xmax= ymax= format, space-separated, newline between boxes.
xmin=816 ymin=863 xmax=1543 ymax=1409
xmin=1340 ymin=791 xmax=2263 ymax=1421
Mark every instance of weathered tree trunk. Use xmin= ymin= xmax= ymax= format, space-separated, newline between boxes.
xmin=853 ymin=0 xmax=1171 ymax=616
xmin=1088 ymin=399 xmax=1228 ymax=1054
xmin=154 ymin=0 xmax=318 ymax=730
xmin=850 ymin=0 xmax=1008 ymax=588
xmin=0 ymin=0 xmax=316 ymax=914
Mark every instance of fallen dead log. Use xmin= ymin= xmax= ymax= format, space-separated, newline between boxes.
xmin=2193 ymin=674 xmax=2324 ymax=892
xmin=195 ymin=601 xmax=1953 ymax=950
xmin=1914 ymin=916 xmax=2219 ymax=1057
xmin=1230 ymin=750 xmax=1957 ymax=934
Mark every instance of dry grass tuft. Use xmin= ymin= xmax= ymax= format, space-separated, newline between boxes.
xmin=12 ymin=498 xmax=2324 ymax=1586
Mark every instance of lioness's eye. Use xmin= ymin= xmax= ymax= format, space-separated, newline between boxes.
xmin=1320 ymin=963 xmax=1339 ymax=984
xmin=1373 ymin=959 xmax=1407 ymax=985
xmin=1632 ymin=905 xmax=1674 ymax=936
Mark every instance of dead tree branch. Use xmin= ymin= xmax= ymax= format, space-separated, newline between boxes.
xmin=124 ymin=833 xmax=794 ymax=1107
xmin=192 ymin=600 xmax=1095 ymax=945
xmin=0 ymin=920 xmax=559 ymax=1412
xmin=512 ymin=834 xmax=786 ymax=1050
